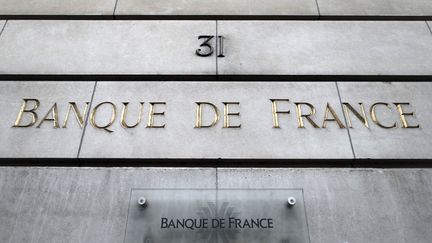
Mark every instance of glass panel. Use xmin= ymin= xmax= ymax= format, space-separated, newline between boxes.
xmin=124 ymin=189 xmax=310 ymax=243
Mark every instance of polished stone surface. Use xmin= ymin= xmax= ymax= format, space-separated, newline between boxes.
xmin=218 ymin=21 xmax=432 ymax=75
xmin=0 ymin=21 xmax=215 ymax=75
xmin=115 ymin=0 xmax=319 ymax=16
xmin=0 ymin=82 xmax=95 ymax=158
xmin=0 ymin=0 xmax=116 ymax=15
xmin=0 ymin=167 xmax=215 ymax=243
xmin=337 ymin=82 xmax=432 ymax=159
xmin=318 ymin=0 xmax=432 ymax=16
xmin=218 ymin=168 xmax=432 ymax=243
xmin=79 ymin=81 xmax=353 ymax=159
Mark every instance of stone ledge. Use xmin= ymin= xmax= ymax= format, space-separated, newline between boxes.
xmin=0 ymin=0 xmax=431 ymax=18
xmin=218 ymin=168 xmax=432 ymax=243
xmin=0 ymin=166 xmax=215 ymax=243
xmin=114 ymin=0 xmax=319 ymax=16
xmin=318 ymin=0 xmax=432 ymax=16
xmin=2 ymin=81 xmax=431 ymax=160
xmin=1 ymin=21 xmax=431 ymax=75
xmin=0 ymin=0 xmax=116 ymax=16
xmin=338 ymin=82 xmax=432 ymax=159
xmin=79 ymin=81 xmax=352 ymax=159
xmin=0 ymin=81 xmax=95 ymax=158
xmin=218 ymin=21 xmax=432 ymax=75
xmin=0 ymin=20 xmax=216 ymax=75
xmin=1 ymin=167 xmax=431 ymax=242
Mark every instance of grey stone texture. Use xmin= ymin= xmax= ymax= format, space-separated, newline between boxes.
xmin=0 ymin=167 xmax=216 ymax=243
xmin=338 ymin=82 xmax=432 ymax=159
xmin=1 ymin=167 xmax=432 ymax=243
xmin=0 ymin=21 xmax=216 ymax=75
xmin=0 ymin=20 xmax=5 ymax=38
xmin=318 ymin=0 xmax=432 ymax=16
xmin=0 ymin=0 xmax=116 ymax=15
xmin=79 ymin=82 xmax=353 ymax=159
xmin=114 ymin=0 xmax=319 ymax=16
xmin=0 ymin=21 xmax=432 ymax=75
xmin=0 ymin=0 xmax=431 ymax=16
xmin=0 ymin=81 xmax=95 ymax=158
xmin=218 ymin=21 xmax=432 ymax=75
xmin=2 ymin=81 xmax=432 ymax=160
xmin=218 ymin=168 xmax=432 ymax=243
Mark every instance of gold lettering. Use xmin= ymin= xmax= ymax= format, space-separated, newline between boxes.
xmin=270 ymin=99 xmax=290 ymax=128
xmin=370 ymin=102 xmax=397 ymax=129
xmin=62 ymin=102 xmax=89 ymax=128
xmin=343 ymin=103 xmax=369 ymax=128
xmin=322 ymin=103 xmax=345 ymax=128
xmin=195 ymin=102 xmax=219 ymax=128
xmin=121 ymin=102 xmax=144 ymax=128
xmin=13 ymin=98 xmax=40 ymax=127
xmin=294 ymin=103 xmax=319 ymax=128
xmin=147 ymin=102 xmax=166 ymax=128
xmin=223 ymin=102 xmax=241 ymax=128
xmin=90 ymin=102 xmax=116 ymax=133
xmin=394 ymin=103 xmax=420 ymax=128
xmin=37 ymin=103 xmax=60 ymax=128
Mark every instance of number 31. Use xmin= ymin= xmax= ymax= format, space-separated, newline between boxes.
xmin=195 ymin=35 xmax=225 ymax=57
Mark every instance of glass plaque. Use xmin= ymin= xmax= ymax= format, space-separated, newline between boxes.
xmin=124 ymin=189 xmax=310 ymax=243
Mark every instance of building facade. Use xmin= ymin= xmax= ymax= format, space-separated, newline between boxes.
xmin=0 ymin=1 xmax=432 ymax=242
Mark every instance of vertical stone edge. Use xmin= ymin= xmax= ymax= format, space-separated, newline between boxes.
xmin=77 ymin=81 xmax=98 ymax=160
xmin=314 ymin=0 xmax=322 ymax=18
xmin=215 ymin=20 xmax=219 ymax=76
xmin=0 ymin=20 xmax=7 ymax=40
xmin=335 ymin=81 xmax=356 ymax=161
xmin=113 ymin=0 xmax=120 ymax=16
xmin=426 ymin=21 xmax=432 ymax=36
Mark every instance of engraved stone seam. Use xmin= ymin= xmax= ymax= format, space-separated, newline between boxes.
xmin=335 ymin=81 xmax=357 ymax=161
xmin=113 ymin=0 xmax=120 ymax=17
xmin=215 ymin=20 xmax=219 ymax=77
xmin=426 ymin=21 xmax=432 ymax=36
xmin=77 ymin=81 xmax=98 ymax=160
xmin=0 ymin=20 xmax=8 ymax=41
xmin=314 ymin=0 xmax=322 ymax=18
